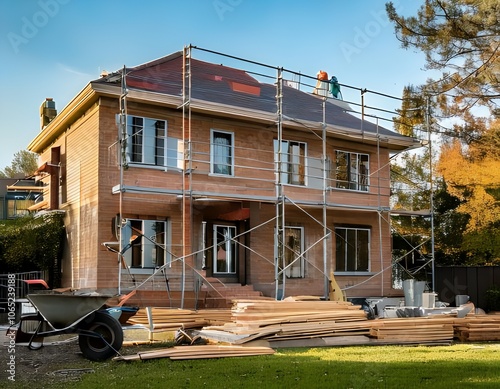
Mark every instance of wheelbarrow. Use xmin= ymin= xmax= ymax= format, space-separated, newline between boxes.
xmin=13 ymin=293 xmax=123 ymax=361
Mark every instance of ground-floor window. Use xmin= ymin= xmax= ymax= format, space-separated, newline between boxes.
xmin=121 ymin=219 xmax=169 ymax=269
xmin=275 ymin=226 xmax=305 ymax=278
xmin=335 ymin=226 xmax=370 ymax=272
xmin=214 ymin=225 xmax=237 ymax=274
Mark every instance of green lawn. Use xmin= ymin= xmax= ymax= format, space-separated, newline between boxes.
xmin=63 ymin=343 xmax=500 ymax=389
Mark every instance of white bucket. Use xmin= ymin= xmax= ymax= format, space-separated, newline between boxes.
xmin=455 ymin=295 xmax=470 ymax=306
xmin=422 ymin=292 xmax=437 ymax=308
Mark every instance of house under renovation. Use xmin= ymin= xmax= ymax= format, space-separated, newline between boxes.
xmin=28 ymin=46 xmax=422 ymax=308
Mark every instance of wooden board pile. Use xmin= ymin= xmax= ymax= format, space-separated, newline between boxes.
xmin=115 ymin=344 xmax=275 ymax=361
xmin=454 ymin=315 xmax=500 ymax=341
xmin=126 ymin=307 xmax=232 ymax=332
xmin=200 ymin=299 xmax=371 ymax=344
xmin=369 ymin=317 xmax=455 ymax=343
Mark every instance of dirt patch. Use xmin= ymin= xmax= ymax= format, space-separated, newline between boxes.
xmin=0 ymin=326 xmax=174 ymax=387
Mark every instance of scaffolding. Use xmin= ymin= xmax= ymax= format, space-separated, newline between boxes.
xmin=113 ymin=45 xmax=431 ymax=305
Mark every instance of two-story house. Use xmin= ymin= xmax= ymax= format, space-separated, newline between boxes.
xmin=27 ymin=47 xmax=421 ymax=307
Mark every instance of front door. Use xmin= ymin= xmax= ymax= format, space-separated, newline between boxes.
xmin=214 ymin=224 xmax=237 ymax=274
xmin=205 ymin=223 xmax=245 ymax=283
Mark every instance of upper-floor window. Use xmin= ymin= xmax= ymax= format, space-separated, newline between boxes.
xmin=126 ymin=116 xmax=181 ymax=169
xmin=335 ymin=150 xmax=369 ymax=191
xmin=335 ymin=226 xmax=370 ymax=272
xmin=274 ymin=140 xmax=307 ymax=186
xmin=121 ymin=219 xmax=170 ymax=270
xmin=211 ymin=130 xmax=234 ymax=176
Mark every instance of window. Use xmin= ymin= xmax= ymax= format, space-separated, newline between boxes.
xmin=274 ymin=140 xmax=307 ymax=185
xmin=7 ymin=196 xmax=32 ymax=218
xmin=121 ymin=219 xmax=170 ymax=270
xmin=127 ymin=116 xmax=181 ymax=168
xmin=335 ymin=151 xmax=369 ymax=191
xmin=280 ymin=226 xmax=305 ymax=278
xmin=214 ymin=225 xmax=237 ymax=274
xmin=335 ymin=227 xmax=370 ymax=272
xmin=211 ymin=130 xmax=234 ymax=176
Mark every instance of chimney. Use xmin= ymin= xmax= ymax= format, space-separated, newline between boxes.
xmin=40 ymin=98 xmax=57 ymax=130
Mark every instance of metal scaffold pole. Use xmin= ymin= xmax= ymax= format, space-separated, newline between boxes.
xmin=426 ymin=95 xmax=436 ymax=291
xmin=275 ymin=67 xmax=285 ymax=300
xmin=118 ymin=65 xmax=127 ymax=295
xmin=180 ymin=45 xmax=193 ymax=308
xmin=322 ymin=98 xmax=329 ymax=298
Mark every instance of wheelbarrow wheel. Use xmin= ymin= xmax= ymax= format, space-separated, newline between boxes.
xmin=78 ymin=311 xmax=123 ymax=361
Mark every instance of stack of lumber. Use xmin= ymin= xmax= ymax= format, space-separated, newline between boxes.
xmin=126 ymin=308 xmax=232 ymax=332
xmin=115 ymin=344 xmax=275 ymax=361
xmin=127 ymin=308 xmax=207 ymax=331
xmin=198 ymin=309 xmax=234 ymax=325
xmin=454 ymin=315 xmax=500 ymax=341
xmin=199 ymin=299 xmax=370 ymax=343
xmin=369 ymin=317 xmax=455 ymax=343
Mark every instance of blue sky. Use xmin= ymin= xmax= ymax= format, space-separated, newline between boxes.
xmin=0 ymin=0 xmax=428 ymax=170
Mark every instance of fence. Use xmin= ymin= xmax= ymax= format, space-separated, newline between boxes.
xmin=435 ymin=266 xmax=500 ymax=309
xmin=0 ymin=271 xmax=48 ymax=308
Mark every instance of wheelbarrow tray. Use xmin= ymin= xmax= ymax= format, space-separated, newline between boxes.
xmin=27 ymin=293 xmax=110 ymax=330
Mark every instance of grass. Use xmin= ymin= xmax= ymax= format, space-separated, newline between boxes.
xmin=57 ymin=343 xmax=500 ymax=388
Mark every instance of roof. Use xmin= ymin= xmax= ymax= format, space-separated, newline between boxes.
xmin=93 ymin=52 xmax=420 ymax=149
xmin=30 ymin=51 xmax=420 ymax=154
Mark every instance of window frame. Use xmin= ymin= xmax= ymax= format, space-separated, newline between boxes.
xmin=121 ymin=219 xmax=171 ymax=273
xmin=126 ymin=115 xmax=180 ymax=169
xmin=275 ymin=225 xmax=306 ymax=279
xmin=210 ymin=129 xmax=234 ymax=176
xmin=334 ymin=150 xmax=369 ymax=191
xmin=213 ymin=224 xmax=237 ymax=275
xmin=274 ymin=139 xmax=307 ymax=186
xmin=335 ymin=226 xmax=370 ymax=273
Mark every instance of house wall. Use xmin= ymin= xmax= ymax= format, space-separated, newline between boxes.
xmin=102 ymin=99 xmax=394 ymax=296
xmin=246 ymin=203 xmax=395 ymax=299
xmin=35 ymin=95 xmax=399 ymax=298
xmin=64 ymin=102 xmax=100 ymax=289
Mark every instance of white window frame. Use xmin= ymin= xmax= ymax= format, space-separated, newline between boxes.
xmin=274 ymin=139 xmax=307 ymax=186
xmin=213 ymin=224 xmax=237 ymax=274
xmin=121 ymin=219 xmax=171 ymax=273
xmin=335 ymin=226 xmax=370 ymax=273
xmin=210 ymin=129 xmax=234 ymax=176
xmin=126 ymin=115 xmax=182 ymax=169
xmin=335 ymin=150 xmax=369 ymax=191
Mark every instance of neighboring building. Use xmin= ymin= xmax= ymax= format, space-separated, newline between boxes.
xmin=27 ymin=48 xmax=421 ymax=307
xmin=0 ymin=177 xmax=44 ymax=220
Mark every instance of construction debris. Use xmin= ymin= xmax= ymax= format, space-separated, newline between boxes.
xmin=119 ymin=299 xmax=500 ymax=361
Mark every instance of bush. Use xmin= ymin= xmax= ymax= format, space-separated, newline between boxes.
xmin=0 ymin=212 xmax=64 ymax=287
xmin=484 ymin=285 xmax=500 ymax=312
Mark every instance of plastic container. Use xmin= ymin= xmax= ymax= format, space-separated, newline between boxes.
xmin=422 ymin=292 xmax=437 ymax=308
xmin=455 ymin=294 xmax=470 ymax=306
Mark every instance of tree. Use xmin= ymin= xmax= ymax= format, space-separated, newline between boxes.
xmin=387 ymin=0 xmax=500 ymax=264
xmin=0 ymin=150 xmax=38 ymax=178
xmin=386 ymin=0 xmax=500 ymax=121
